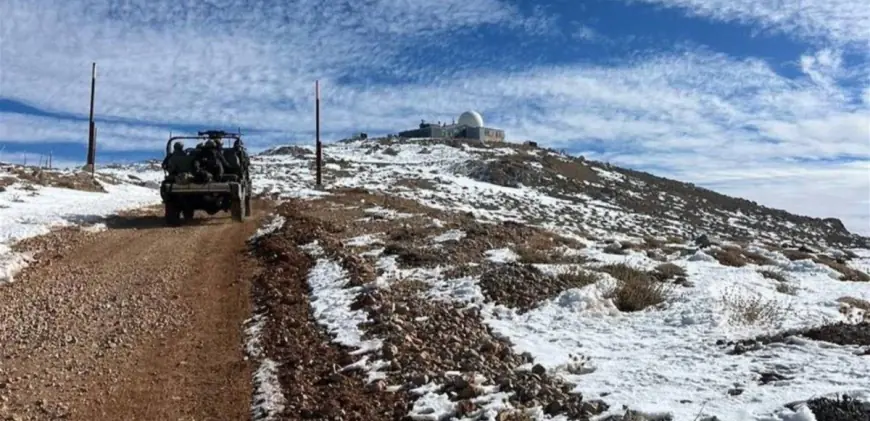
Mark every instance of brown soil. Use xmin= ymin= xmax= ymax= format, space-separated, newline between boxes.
xmin=257 ymin=197 xmax=610 ymax=420
xmin=0 ymin=202 xmax=273 ymax=421
xmin=249 ymin=203 xmax=412 ymax=420
xmin=2 ymin=166 xmax=106 ymax=193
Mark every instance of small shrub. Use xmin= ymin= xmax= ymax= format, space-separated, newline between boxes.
xmin=516 ymin=246 xmax=553 ymax=263
xmin=742 ymin=249 xmax=774 ymax=266
xmin=606 ymin=277 xmax=672 ymax=312
xmin=600 ymin=263 xmax=650 ymax=283
xmin=758 ymin=269 xmax=788 ymax=283
xmin=720 ymin=287 xmax=792 ymax=326
xmin=775 ymin=282 xmax=798 ymax=295
xmin=837 ymin=296 xmax=870 ymax=312
xmin=600 ymin=263 xmax=671 ymax=312
xmin=643 ymin=236 xmax=666 ymax=249
xmin=652 ymin=262 xmax=686 ymax=280
xmin=557 ymin=268 xmax=600 ymax=288
xmin=782 ymin=249 xmax=813 ymax=261
xmin=603 ymin=243 xmax=626 ymax=255
xmin=813 ymin=256 xmax=870 ymax=282
xmin=712 ymin=247 xmax=748 ymax=267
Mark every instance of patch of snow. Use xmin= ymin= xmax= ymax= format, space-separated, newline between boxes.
xmin=0 ymin=182 xmax=160 ymax=283
xmin=244 ymin=312 xmax=286 ymax=421
xmin=250 ymin=214 xmax=286 ymax=241
xmin=484 ymin=248 xmax=519 ymax=263
xmin=431 ymin=229 xmax=466 ymax=243
xmin=343 ymin=233 xmax=383 ymax=247
xmin=301 ymin=242 xmax=385 ymax=382
xmin=483 ymin=253 xmax=870 ymax=421
xmin=251 ymin=359 xmax=286 ymax=421
xmin=363 ymin=205 xmax=414 ymax=219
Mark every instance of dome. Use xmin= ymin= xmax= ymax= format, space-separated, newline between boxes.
xmin=457 ymin=110 xmax=484 ymax=128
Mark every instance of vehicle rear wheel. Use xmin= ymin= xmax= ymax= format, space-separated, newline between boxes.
xmin=230 ymin=198 xmax=244 ymax=222
xmin=182 ymin=207 xmax=195 ymax=220
xmin=244 ymin=195 xmax=252 ymax=217
xmin=165 ymin=201 xmax=182 ymax=226
xmin=230 ymin=184 xmax=247 ymax=222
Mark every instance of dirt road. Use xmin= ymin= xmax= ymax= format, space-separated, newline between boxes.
xmin=0 ymin=204 xmax=271 ymax=421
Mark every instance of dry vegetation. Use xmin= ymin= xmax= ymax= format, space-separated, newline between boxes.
xmin=758 ymin=269 xmax=788 ymax=283
xmin=741 ymin=249 xmax=773 ymax=265
xmin=813 ymin=255 xmax=870 ymax=282
xmin=712 ymin=246 xmax=748 ymax=267
xmin=781 ymin=249 xmax=814 ymax=261
xmin=598 ymin=263 xmax=673 ymax=312
xmin=720 ymin=287 xmax=793 ymax=326
xmin=556 ymin=267 xmax=600 ymax=289
xmin=2 ymin=166 xmax=106 ymax=193
xmin=760 ymin=269 xmax=797 ymax=294
xmin=837 ymin=297 xmax=870 ymax=323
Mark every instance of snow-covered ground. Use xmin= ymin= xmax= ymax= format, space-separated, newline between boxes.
xmin=251 ymin=140 xmax=870 ymax=421
xmin=2 ymin=139 xmax=868 ymax=420
xmin=0 ymin=173 xmax=160 ymax=282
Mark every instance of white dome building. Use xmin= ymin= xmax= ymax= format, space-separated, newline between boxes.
xmin=398 ymin=109 xmax=504 ymax=143
xmin=457 ymin=110 xmax=484 ymax=128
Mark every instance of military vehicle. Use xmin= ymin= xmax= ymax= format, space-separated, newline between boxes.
xmin=159 ymin=130 xmax=252 ymax=225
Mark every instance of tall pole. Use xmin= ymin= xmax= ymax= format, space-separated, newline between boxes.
xmin=315 ymin=80 xmax=322 ymax=187
xmin=87 ymin=62 xmax=97 ymax=172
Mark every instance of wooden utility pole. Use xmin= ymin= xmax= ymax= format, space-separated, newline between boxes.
xmin=86 ymin=62 xmax=97 ymax=175
xmin=315 ymin=80 xmax=322 ymax=187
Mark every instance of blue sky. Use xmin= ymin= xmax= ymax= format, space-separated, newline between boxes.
xmin=1 ymin=0 xmax=868 ymax=234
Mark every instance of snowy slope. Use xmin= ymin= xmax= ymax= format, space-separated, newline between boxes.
xmin=2 ymin=138 xmax=868 ymax=420
xmin=0 ymin=164 xmax=160 ymax=282
xmin=248 ymin=139 xmax=870 ymax=421
xmin=256 ymin=139 xmax=865 ymax=250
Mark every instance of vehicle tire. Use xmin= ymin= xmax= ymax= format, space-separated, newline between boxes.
xmin=230 ymin=183 xmax=247 ymax=222
xmin=165 ymin=202 xmax=182 ymax=226
xmin=244 ymin=194 xmax=252 ymax=217
xmin=182 ymin=207 xmax=195 ymax=220
xmin=230 ymin=197 xmax=244 ymax=222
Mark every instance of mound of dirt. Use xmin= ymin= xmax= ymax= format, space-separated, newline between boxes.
xmin=3 ymin=166 xmax=105 ymax=193
xmin=478 ymin=263 xmax=597 ymax=313
xmin=722 ymin=321 xmax=870 ymax=355
xmin=367 ymin=280 xmax=609 ymax=420
xmin=804 ymin=394 xmax=870 ymax=421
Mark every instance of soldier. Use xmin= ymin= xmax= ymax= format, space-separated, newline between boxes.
xmin=232 ymin=138 xmax=250 ymax=170
xmin=193 ymin=139 xmax=230 ymax=182
xmin=162 ymin=142 xmax=186 ymax=174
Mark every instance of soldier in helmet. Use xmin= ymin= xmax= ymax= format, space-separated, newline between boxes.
xmin=193 ymin=138 xmax=230 ymax=182
xmin=162 ymin=141 xmax=186 ymax=175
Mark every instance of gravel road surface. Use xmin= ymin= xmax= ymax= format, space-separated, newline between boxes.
xmin=0 ymin=203 xmax=272 ymax=421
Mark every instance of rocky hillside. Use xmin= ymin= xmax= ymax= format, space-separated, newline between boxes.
xmin=71 ymin=137 xmax=869 ymax=420
xmin=260 ymin=137 xmax=866 ymax=251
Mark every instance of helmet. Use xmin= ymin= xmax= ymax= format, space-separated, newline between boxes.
xmin=204 ymin=139 xmax=215 ymax=148
xmin=173 ymin=142 xmax=184 ymax=152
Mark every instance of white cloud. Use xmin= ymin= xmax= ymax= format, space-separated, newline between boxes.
xmin=1 ymin=0 xmax=868 ymax=234
xmin=0 ymin=113 xmax=173 ymax=152
xmin=626 ymin=0 xmax=870 ymax=47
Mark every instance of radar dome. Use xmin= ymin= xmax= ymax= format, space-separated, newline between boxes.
xmin=458 ymin=110 xmax=484 ymax=128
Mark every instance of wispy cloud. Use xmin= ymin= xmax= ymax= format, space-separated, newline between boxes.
xmin=625 ymin=0 xmax=870 ymax=47
xmin=1 ymin=0 xmax=868 ymax=234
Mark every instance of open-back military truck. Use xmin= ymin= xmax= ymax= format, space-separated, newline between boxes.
xmin=159 ymin=130 xmax=252 ymax=226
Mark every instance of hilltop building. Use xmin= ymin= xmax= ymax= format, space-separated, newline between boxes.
xmin=398 ymin=110 xmax=505 ymax=143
